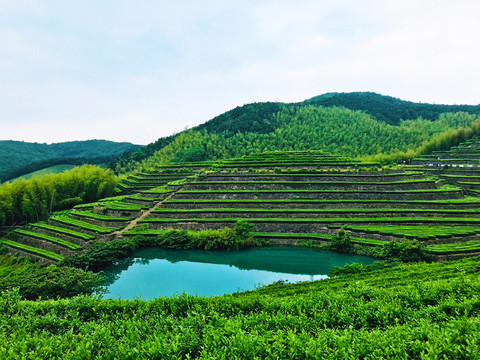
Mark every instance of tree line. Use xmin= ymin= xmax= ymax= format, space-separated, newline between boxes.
xmin=0 ymin=165 xmax=118 ymax=227
xmin=111 ymin=105 xmax=479 ymax=174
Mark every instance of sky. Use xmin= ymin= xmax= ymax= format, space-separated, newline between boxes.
xmin=1 ymin=0 xmax=480 ymax=145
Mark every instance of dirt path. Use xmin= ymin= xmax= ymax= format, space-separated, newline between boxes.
xmin=113 ymin=190 xmax=180 ymax=238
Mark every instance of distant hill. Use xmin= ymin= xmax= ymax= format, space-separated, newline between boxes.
xmin=0 ymin=140 xmax=142 ymax=182
xmin=305 ymin=92 xmax=480 ymax=125
xmin=109 ymin=92 xmax=480 ymax=173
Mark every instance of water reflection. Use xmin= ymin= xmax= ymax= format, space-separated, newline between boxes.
xmin=100 ymin=247 xmax=374 ymax=299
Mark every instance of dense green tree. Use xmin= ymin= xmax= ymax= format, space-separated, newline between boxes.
xmin=0 ymin=140 xmax=140 ymax=182
xmin=109 ymin=93 xmax=480 ymax=174
xmin=0 ymin=165 xmax=118 ymax=227
xmin=125 ymin=107 xmax=479 ymax=172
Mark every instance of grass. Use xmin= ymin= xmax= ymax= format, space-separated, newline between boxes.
xmin=335 ymin=224 xmax=480 ymax=240
xmin=102 ymin=201 xmax=146 ymax=211
xmin=176 ymin=186 xmax=460 ymax=194
xmin=140 ymin=186 xmax=174 ymax=194
xmin=31 ymin=222 xmax=95 ymax=240
xmin=8 ymin=164 xmax=77 ymax=182
xmin=199 ymin=171 xmax=422 ymax=178
xmin=252 ymin=231 xmax=385 ymax=245
xmin=14 ymin=229 xmax=82 ymax=250
xmin=190 ymin=179 xmax=435 ymax=185
xmin=0 ymin=238 xmax=64 ymax=261
xmin=74 ymin=200 xmax=145 ymax=211
xmin=123 ymin=228 xmax=169 ymax=236
xmin=163 ymin=196 xmax=480 ymax=204
xmin=252 ymin=231 xmax=480 ymax=253
xmin=426 ymin=240 xmax=480 ymax=253
xmin=151 ymin=207 xmax=480 ymax=215
xmin=125 ymin=195 xmax=158 ymax=201
xmin=71 ymin=211 xmax=134 ymax=222
xmin=141 ymin=216 xmax=480 ymax=224
xmin=50 ymin=215 xmax=120 ymax=234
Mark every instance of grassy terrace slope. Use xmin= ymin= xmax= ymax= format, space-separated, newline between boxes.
xmin=131 ymin=150 xmax=480 ymax=257
xmin=1 ymin=209 xmax=125 ymax=264
xmin=4 ymin=147 xmax=480 ymax=263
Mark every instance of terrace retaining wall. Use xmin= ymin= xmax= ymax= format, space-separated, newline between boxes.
xmin=161 ymin=200 xmax=476 ymax=210
xmin=69 ymin=213 xmax=130 ymax=228
xmin=173 ymin=190 xmax=463 ymax=201
xmin=183 ymin=181 xmax=436 ymax=191
xmin=143 ymin=219 xmax=480 ymax=232
xmin=4 ymin=247 xmax=54 ymax=265
xmin=11 ymin=234 xmax=76 ymax=257
xmin=149 ymin=210 xmax=480 ymax=219
xmin=197 ymin=173 xmax=424 ymax=182
xmin=27 ymin=226 xmax=88 ymax=247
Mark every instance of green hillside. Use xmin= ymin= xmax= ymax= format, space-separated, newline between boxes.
xmin=0 ymin=140 xmax=141 ymax=182
xmin=113 ymin=107 xmax=479 ymax=174
xmin=8 ymin=164 xmax=78 ymax=182
xmin=110 ymin=93 xmax=480 ymax=174
xmin=306 ymin=91 xmax=480 ymax=125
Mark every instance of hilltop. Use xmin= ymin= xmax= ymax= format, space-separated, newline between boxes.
xmin=111 ymin=92 xmax=480 ymax=173
xmin=0 ymin=140 xmax=141 ymax=182
xmin=305 ymin=91 xmax=480 ymax=125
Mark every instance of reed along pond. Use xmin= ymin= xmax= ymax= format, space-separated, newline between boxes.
xmin=100 ymin=247 xmax=374 ymax=300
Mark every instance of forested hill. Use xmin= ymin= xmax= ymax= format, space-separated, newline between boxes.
xmin=0 ymin=140 xmax=141 ymax=182
xmin=110 ymin=92 xmax=480 ymax=173
xmin=305 ymin=92 xmax=480 ymax=125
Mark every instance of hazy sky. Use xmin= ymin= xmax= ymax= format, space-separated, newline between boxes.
xmin=1 ymin=0 xmax=480 ymax=145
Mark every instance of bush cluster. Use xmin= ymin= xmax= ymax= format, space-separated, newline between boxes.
xmin=61 ymin=221 xmax=255 ymax=271
xmin=0 ymin=255 xmax=103 ymax=300
xmin=381 ymin=238 xmax=432 ymax=262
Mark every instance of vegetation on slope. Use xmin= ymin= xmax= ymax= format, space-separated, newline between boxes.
xmin=305 ymin=91 xmax=480 ymax=125
xmin=109 ymin=92 xmax=480 ymax=173
xmin=0 ymin=165 xmax=118 ymax=227
xmin=0 ymin=255 xmax=478 ymax=358
xmin=113 ymin=107 xmax=478 ymax=173
xmin=0 ymin=139 xmax=141 ymax=182
xmin=8 ymin=164 xmax=77 ymax=182
xmin=365 ymin=117 xmax=480 ymax=163
xmin=0 ymin=254 xmax=103 ymax=300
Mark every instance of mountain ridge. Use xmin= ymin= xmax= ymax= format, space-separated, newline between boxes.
xmin=304 ymin=92 xmax=480 ymax=125
xmin=0 ymin=139 xmax=142 ymax=182
xmin=110 ymin=92 xmax=480 ymax=173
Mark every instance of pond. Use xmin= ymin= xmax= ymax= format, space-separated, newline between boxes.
xmin=100 ymin=247 xmax=375 ymax=300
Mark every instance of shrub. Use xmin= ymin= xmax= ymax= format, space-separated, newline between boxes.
xmin=329 ymin=261 xmax=398 ymax=277
xmin=59 ymin=238 xmax=137 ymax=271
xmin=156 ymin=221 xmax=255 ymax=251
xmin=329 ymin=263 xmax=369 ymax=276
xmin=381 ymin=238 xmax=432 ymax=262
xmin=330 ymin=228 xmax=353 ymax=252
xmin=0 ymin=255 xmax=104 ymax=300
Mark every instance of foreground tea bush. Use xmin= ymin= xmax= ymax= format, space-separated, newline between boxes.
xmin=0 ymin=255 xmax=103 ymax=300
xmin=1 ymin=256 xmax=479 ymax=358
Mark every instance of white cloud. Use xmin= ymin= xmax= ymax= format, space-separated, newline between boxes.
xmin=1 ymin=0 xmax=480 ymax=145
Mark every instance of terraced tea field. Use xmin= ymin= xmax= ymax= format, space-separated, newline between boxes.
xmin=3 ymin=149 xmax=480 ymax=263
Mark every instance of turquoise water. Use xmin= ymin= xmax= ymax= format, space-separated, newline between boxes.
xmin=101 ymin=247 xmax=374 ymax=300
